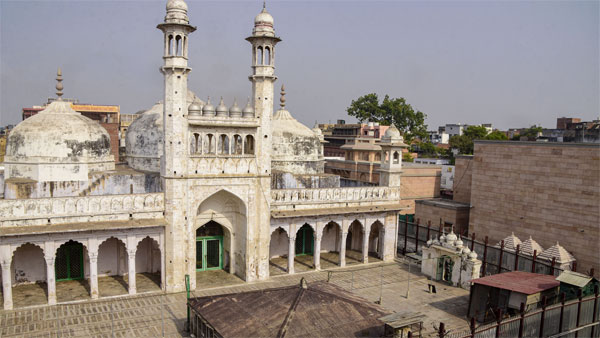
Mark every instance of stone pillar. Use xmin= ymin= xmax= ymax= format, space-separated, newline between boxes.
xmin=160 ymin=231 xmax=166 ymax=291
xmin=339 ymin=232 xmax=348 ymax=267
xmin=127 ymin=250 xmax=137 ymax=295
xmin=288 ymin=235 xmax=295 ymax=274
xmin=314 ymin=233 xmax=322 ymax=270
xmin=45 ymin=256 xmax=57 ymax=305
xmin=379 ymin=228 xmax=386 ymax=260
xmin=89 ymin=253 xmax=99 ymax=299
xmin=1 ymin=259 xmax=13 ymax=310
xmin=362 ymin=225 xmax=369 ymax=264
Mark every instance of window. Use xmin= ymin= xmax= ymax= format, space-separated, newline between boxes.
xmin=244 ymin=135 xmax=255 ymax=154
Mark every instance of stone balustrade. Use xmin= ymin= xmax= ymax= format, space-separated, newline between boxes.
xmin=0 ymin=193 xmax=164 ymax=227
xmin=271 ymin=186 xmax=400 ymax=210
xmin=188 ymin=156 xmax=257 ymax=175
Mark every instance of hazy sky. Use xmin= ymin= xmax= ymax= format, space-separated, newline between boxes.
xmin=1 ymin=0 xmax=598 ymax=131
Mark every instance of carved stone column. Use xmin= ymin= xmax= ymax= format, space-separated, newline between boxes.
xmin=89 ymin=252 xmax=99 ymax=299
xmin=127 ymin=250 xmax=137 ymax=295
xmin=45 ymin=256 xmax=57 ymax=305
xmin=1 ymin=260 xmax=13 ymax=310
xmin=314 ymin=233 xmax=322 ymax=270
xmin=288 ymin=235 xmax=295 ymax=274
xmin=339 ymin=232 xmax=348 ymax=267
xmin=362 ymin=225 xmax=369 ymax=264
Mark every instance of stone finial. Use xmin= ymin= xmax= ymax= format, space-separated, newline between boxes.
xmin=263 ymin=0 xmax=266 ymax=9
xmin=55 ymin=67 xmax=64 ymax=100
xmin=280 ymin=84 xmax=286 ymax=109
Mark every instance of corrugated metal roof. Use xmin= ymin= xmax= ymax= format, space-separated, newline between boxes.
xmin=471 ymin=271 xmax=559 ymax=295
xmin=556 ymin=270 xmax=592 ymax=288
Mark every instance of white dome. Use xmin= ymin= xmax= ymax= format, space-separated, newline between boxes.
xmin=253 ymin=7 xmax=275 ymax=36
xmin=4 ymin=100 xmax=114 ymax=182
xmin=384 ymin=126 xmax=401 ymax=138
xmin=166 ymin=0 xmax=187 ymax=11
xmin=125 ymin=90 xmax=201 ymax=172
xmin=271 ymin=109 xmax=324 ymax=175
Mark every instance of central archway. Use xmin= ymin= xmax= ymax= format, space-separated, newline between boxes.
xmin=194 ymin=189 xmax=247 ymax=283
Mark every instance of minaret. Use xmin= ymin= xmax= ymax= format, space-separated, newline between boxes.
xmin=379 ymin=126 xmax=409 ymax=187
xmin=246 ymin=4 xmax=281 ymax=176
xmin=157 ymin=0 xmax=196 ymax=292
xmin=246 ymin=4 xmax=281 ymax=281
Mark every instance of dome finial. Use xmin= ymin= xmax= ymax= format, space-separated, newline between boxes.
xmin=263 ymin=1 xmax=266 ymax=10
xmin=280 ymin=84 xmax=286 ymax=109
xmin=55 ymin=67 xmax=64 ymax=100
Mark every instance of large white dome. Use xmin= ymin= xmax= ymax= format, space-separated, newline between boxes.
xmin=125 ymin=90 xmax=201 ymax=172
xmin=4 ymin=100 xmax=115 ymax=182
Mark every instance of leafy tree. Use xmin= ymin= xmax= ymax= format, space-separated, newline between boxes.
xmin=347 ymin=93 xmax=427 ymax=143
xmin=521 ymin=125 xmax=543 ymax=140
xmin=463 ymin=125 xmax=488 ymax=139
xmin=485 ymin=130 xmax=508 ymax=140
xmin=449 ymin=135 xmax=474 ymax=155
xmin=402 ymin=152 xmax=414 ymax=162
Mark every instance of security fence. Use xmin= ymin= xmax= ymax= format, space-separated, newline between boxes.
xmin=439 ymin=288 xmax=600 ymax=338
xmin=396 ymin=218 xmax=586 ymax=278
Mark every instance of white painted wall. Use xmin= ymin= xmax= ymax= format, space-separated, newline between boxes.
xmin=136 ymin=237 xmax=161 ymax=274
xmin=98 ymin=238 xmax=127 ymax=276
xmin=11 ymin=243 xmax=46 ymax=284
xmin=269 ymin=229 xmax=288 ymax=258
xmin=321 ymin=223 xmax=339 ymax=252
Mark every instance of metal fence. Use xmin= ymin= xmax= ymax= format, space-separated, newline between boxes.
xmin=396 ymin=218 xmax=583 ymax=278
xmin=440 ymin=288 xmax=600 ymax=338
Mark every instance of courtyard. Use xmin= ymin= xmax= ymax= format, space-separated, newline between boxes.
xmin=0 ymin=258 xmax=470 ymax=337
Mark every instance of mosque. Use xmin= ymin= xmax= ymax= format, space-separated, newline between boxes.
xmin=0 ymin=0 xmax=409 ymax=310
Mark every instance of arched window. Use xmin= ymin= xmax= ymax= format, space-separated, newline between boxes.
xmin=194 ymin=133 xmax=200 ymax=154
xmin=244 ymin=135 xmax=255 ymax=155
xmin=218 ymin=134 xmax=230 ymax=155
xmin=393 ymin=151 xmax=400 ymax=164
xmin=206 ymin=134 xmax=215 ymax=154
xmin=168 ymin=35 xmax=174 ymax=56
xmin=183 ymin=36 xmax=187 ymax=57
xmin=265 ymin=46 xmax=271 ymax=65
xmin=257 ymin=46 xmax=263 ymax=65
xmin=233 ymin=134 xmax=243 ymax=154
xmin=175 ymin=35 xmax=182 ymax=56
xmin=375 ymin=152 xmax=381 ymax=162
xmin=190 ymin=134 xmax=196 ymax=154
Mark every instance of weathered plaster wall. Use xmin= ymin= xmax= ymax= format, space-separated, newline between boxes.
xmin=269 ymin=229 xmax=288 ymax=258
xmin=271 ymin=171 xmax=339 ymax=189
xmin=321 ymin=223 xmax=339 ymax=252
xmin=11 ymin=243 xmax=46 ymax=284
xmin=98 ymin=238 xmax=127 ymax=276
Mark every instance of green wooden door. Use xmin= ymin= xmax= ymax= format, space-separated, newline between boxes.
xmin=56 ymin=241 xmax=84 ymax=281
xmin=295 ymin=225 xmax=314 ymax=256
xmin=196 ymin=236 xmax=223 ymax=271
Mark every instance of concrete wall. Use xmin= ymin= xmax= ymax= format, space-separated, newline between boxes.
xmin=321 ymin=223 xmax=339 ymax=252
xmin=453 ymin=156 xmax=473 ymax=204
xmin=468 ymin=141 xmax=600 ymax=275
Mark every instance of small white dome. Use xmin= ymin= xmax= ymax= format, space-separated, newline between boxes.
xmin=255 ymin=7 xmax=274 ymax=26
xmin=188 ymin=101 xmax=202 ymax=115
xmin=469 ymin=251 xmax=478 ymax=260
xmin=166 ymin=0 xmax=187 ymax=11
xmin=216 ymin=97 xmax=228 ymax=117
xmin=203 ymin=97 xmax=215 ymax=116
xmin=446 ymin=231 xmax=458 ymax=243
xmin=384 ymin=126 xmax=401 ymax=139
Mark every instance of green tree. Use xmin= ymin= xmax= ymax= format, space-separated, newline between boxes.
xmin=402 ymin=152 xmax=414 ymax=162
xmin=463 ymin=125 xmax=488 ymax=139
xmin=521 ymin=125 xmax=543 ymax=140
xmin=449 ymin=135 xmax=474 ymax=155
xmin=347 ymin=93 xmax=427 ymax=143
xmin=485 ymin=130 xmax=508 ymax=140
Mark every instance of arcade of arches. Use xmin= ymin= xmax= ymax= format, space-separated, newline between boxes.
xmin=0 ymin=228 xmax=164 ymax=310
xmin=269 ymin=216 xmax=395 ymax=276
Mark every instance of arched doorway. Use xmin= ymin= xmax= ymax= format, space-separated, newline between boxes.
xmin=135 ymin=237 xmax=161 ymax=292
xmin=97 ymin=237 xmax=128 ymax=297
xmin=56 ymin=240 xmax=84 ymax=282
xmin=11 ymin=243 xmax=47 ymax=307
xmin=346 ymin=220 xmax=364 ymax=264
xmin=196 ymin=221 xmax=225 ymax=271
xmin=295 ymin=224 xmax=314 ymax=256
xmin=269 ymin=227 xmax=289 ymax=275
xmin=437 ymin=255 xmax=454 ymax=283
xmin=369 ymin=221 xmax=384 ymax=259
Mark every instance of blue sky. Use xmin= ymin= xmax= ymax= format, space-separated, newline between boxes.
xmin=1 ymin=0 xmax=598 ymax=130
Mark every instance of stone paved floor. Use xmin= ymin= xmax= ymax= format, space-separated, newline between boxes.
xmin=0 ymin=258 xmax=470 ymax=337
xmin=0 ymin=273 xmax=162 ymax=308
